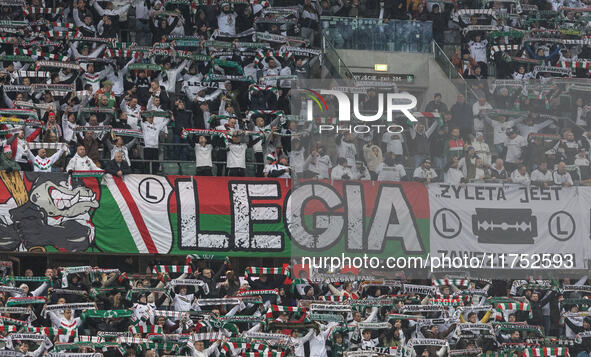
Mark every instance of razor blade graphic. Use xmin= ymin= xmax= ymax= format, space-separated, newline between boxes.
xmin=471 ymin=208 xmax=537 ymax=244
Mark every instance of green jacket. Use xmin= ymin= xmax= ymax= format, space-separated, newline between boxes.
xmin=330 ymin=343 xmax=347 ymax=357
xmin=0 ymin=154 xmax=20 ymax=172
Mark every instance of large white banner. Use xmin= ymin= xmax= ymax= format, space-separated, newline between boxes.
xmin=429 ymin=183 xmax=586 ymax=269
xmin=103 ymin=175 xmax=174 ymax=254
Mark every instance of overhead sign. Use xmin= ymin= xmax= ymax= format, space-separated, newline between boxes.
xmin=353 ymin=73 xmax=415 ymax=84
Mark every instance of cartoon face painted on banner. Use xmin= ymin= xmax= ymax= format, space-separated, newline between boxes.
xmin=0 ymin=172 xmax=100 ymax=252
xmin=30 ymin=179 xmax=98 ymax=217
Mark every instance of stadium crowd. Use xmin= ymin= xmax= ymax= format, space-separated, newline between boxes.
xmin=0 ymin=257 xmax=587 ymax=356
xmin=0 ymin=0 xmax=588 ymax=186
xmin=0 ymin=255 xmax=591 ymax=357
xmin=1 ymin=0 xmax=591 ymax=356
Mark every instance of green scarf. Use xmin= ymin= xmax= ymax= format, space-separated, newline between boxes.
xmin=82 ymin=309 xmax=133 ymax=319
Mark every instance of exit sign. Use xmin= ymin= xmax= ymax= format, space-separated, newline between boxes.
xmin=353 ymin=73 xmax=415 ymax=83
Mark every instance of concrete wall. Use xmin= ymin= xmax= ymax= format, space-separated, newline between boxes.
xmin=335 ymin=49 xmax=460 ymax=111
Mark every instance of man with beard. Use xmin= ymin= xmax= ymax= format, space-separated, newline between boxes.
xmin=216 ymin=3 xmax=237 ymax=35
xmin=425 ymin=93 xmax=448 ymax=113
xmin=25 ymin=144 xmax=66 ymax=173
xmin=413 ymin=159 xmax=438 ymax=183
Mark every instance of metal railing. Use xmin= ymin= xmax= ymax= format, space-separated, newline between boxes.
xmin=432 ymin=40 xmax=480 ymax=102
xmin=322 ymin=32 xmax=355 ymax=80
xmin=320 ymin=16 xmax=433 ymax=53
xmin=433 ymin=40 xmax=462 ymax=81
xmin=128 ymin=159 xmax=264 ymax=176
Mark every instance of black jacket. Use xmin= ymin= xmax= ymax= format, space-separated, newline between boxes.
xmin=450 ymin=102 xmax=473 ymax=131
xmin=197 ymin=264 xmax=226 ymax=298
xmin=173 ymin=108 xmax=194 ymax=136
xmin=105 ymin=160 xmax=131 ymax=176
xmin=528 ymin=291 xmax=555 ymax=327
xmin=565 ymin=318 xmax=591 ymax=353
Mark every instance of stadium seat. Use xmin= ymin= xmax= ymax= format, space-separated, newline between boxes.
xmin=161 ymin=163 xmax=180 ymax=175
xmin=180 ymin=163 xmax=196 ymax=176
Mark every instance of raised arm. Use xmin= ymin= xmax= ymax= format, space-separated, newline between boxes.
xmin=89 ymin=44 xmax=107 ymax=58
xmin=92 ymin=0 xmax=106 ymax=16
xmin=2 ymin=88 xmax=13 ymax=108
xmin=72 ymin=8 xmax=85 ymax=27
xmin=173 ymin=59 xmax=190 ymax=77
xmin=31 ymin=339 xmax=52 ymax=357
xmin=115 ymin=3 xmax=131 ymax=16
xmin=204 ymin=341 xmax=220 ymax=356
xmin=534 ymin=119 xmax=554 ymax=131
xmin=125 ymin=137 xmax=138 ymax=149
xmin=409 ymin=124 xmax=417 ymax=139
xmin=362 ymin=307 xmax=378 ymax=322
xmin=156 ymin=118 xmax=170 ymax=132
xmin=31 ymin=281 xmax=49 ymax=296
xmin=48 ymin=310 xmax=61 ymax=327
xmin=321 ymin=321 xmax=339 ymax=339
xmin=120 ymin=98 xmax=128 ymax=113
xmin=69 ymin=41 xmax=82 ymax=59
xmin=300 ymin=329 xmax=315 ymax=344
xmin=97 ymin=19 xmax=104 ymax=36
xmin=48 ymin=148 xmax=66 ymax=166
xmin=328 ymin=283 xmax=344 ymax=297
xmin=120 ymin=57 xmax=136 ymax=76
xmin=218 ymin=98 xmax=228 ymax=116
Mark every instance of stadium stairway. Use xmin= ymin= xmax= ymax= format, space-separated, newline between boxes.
xmin=322 ymin=33 xmax=468 ymax=107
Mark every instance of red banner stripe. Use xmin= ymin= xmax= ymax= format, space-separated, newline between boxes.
xmin=114 ymin=177 xmax=158 ymax=254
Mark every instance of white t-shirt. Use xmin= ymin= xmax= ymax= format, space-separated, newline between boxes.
xmin=531 ymin=169 xmax=553 ymax=184
xmin=490 ymin=120 xmax=518 ymax=145
xmin=553 ymin=170 xmax=573 ymax=186
xmin=337 ymin=140 xmax=357 ymax=162
xmin=305 ymin=154 xmax=332 ymax=179
xmin=289 ymin=148 xmax=305 ymax=174
xmin=444 ymin=167 xmax=464 ymax=184
xmin=263 ymin=163 xmax=291 ymax=178
xmin=473 ymin=102 xmax=493 ymax=132
xmin=575 ymin=157 xmax=590 ymax=169
xmin=474 ymin=167 xmax=486 ymax=180
xmin=376 ymin=163 xmax=406 ymax=181
xmin=331 ymin=165 xmax=354 ymax=180
xmin=382 ymin=133 xmax=404 ymax=155
xmin=195 ymin=144 xmax=212 ymax=168
xmin=217 ymin=12 xmax=237 ymax=34
xmin=413 ymin=167 xmax=438 ymax=180
xmin=511 ymin=169 xmax=530 ymax=185
xmin=227 ymin=142 xmax=247 ymax=169
xmin=469 ymin=39 xmax=488 ymax=63
xmin=504 ymin=135 xmax=527 ymax=163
